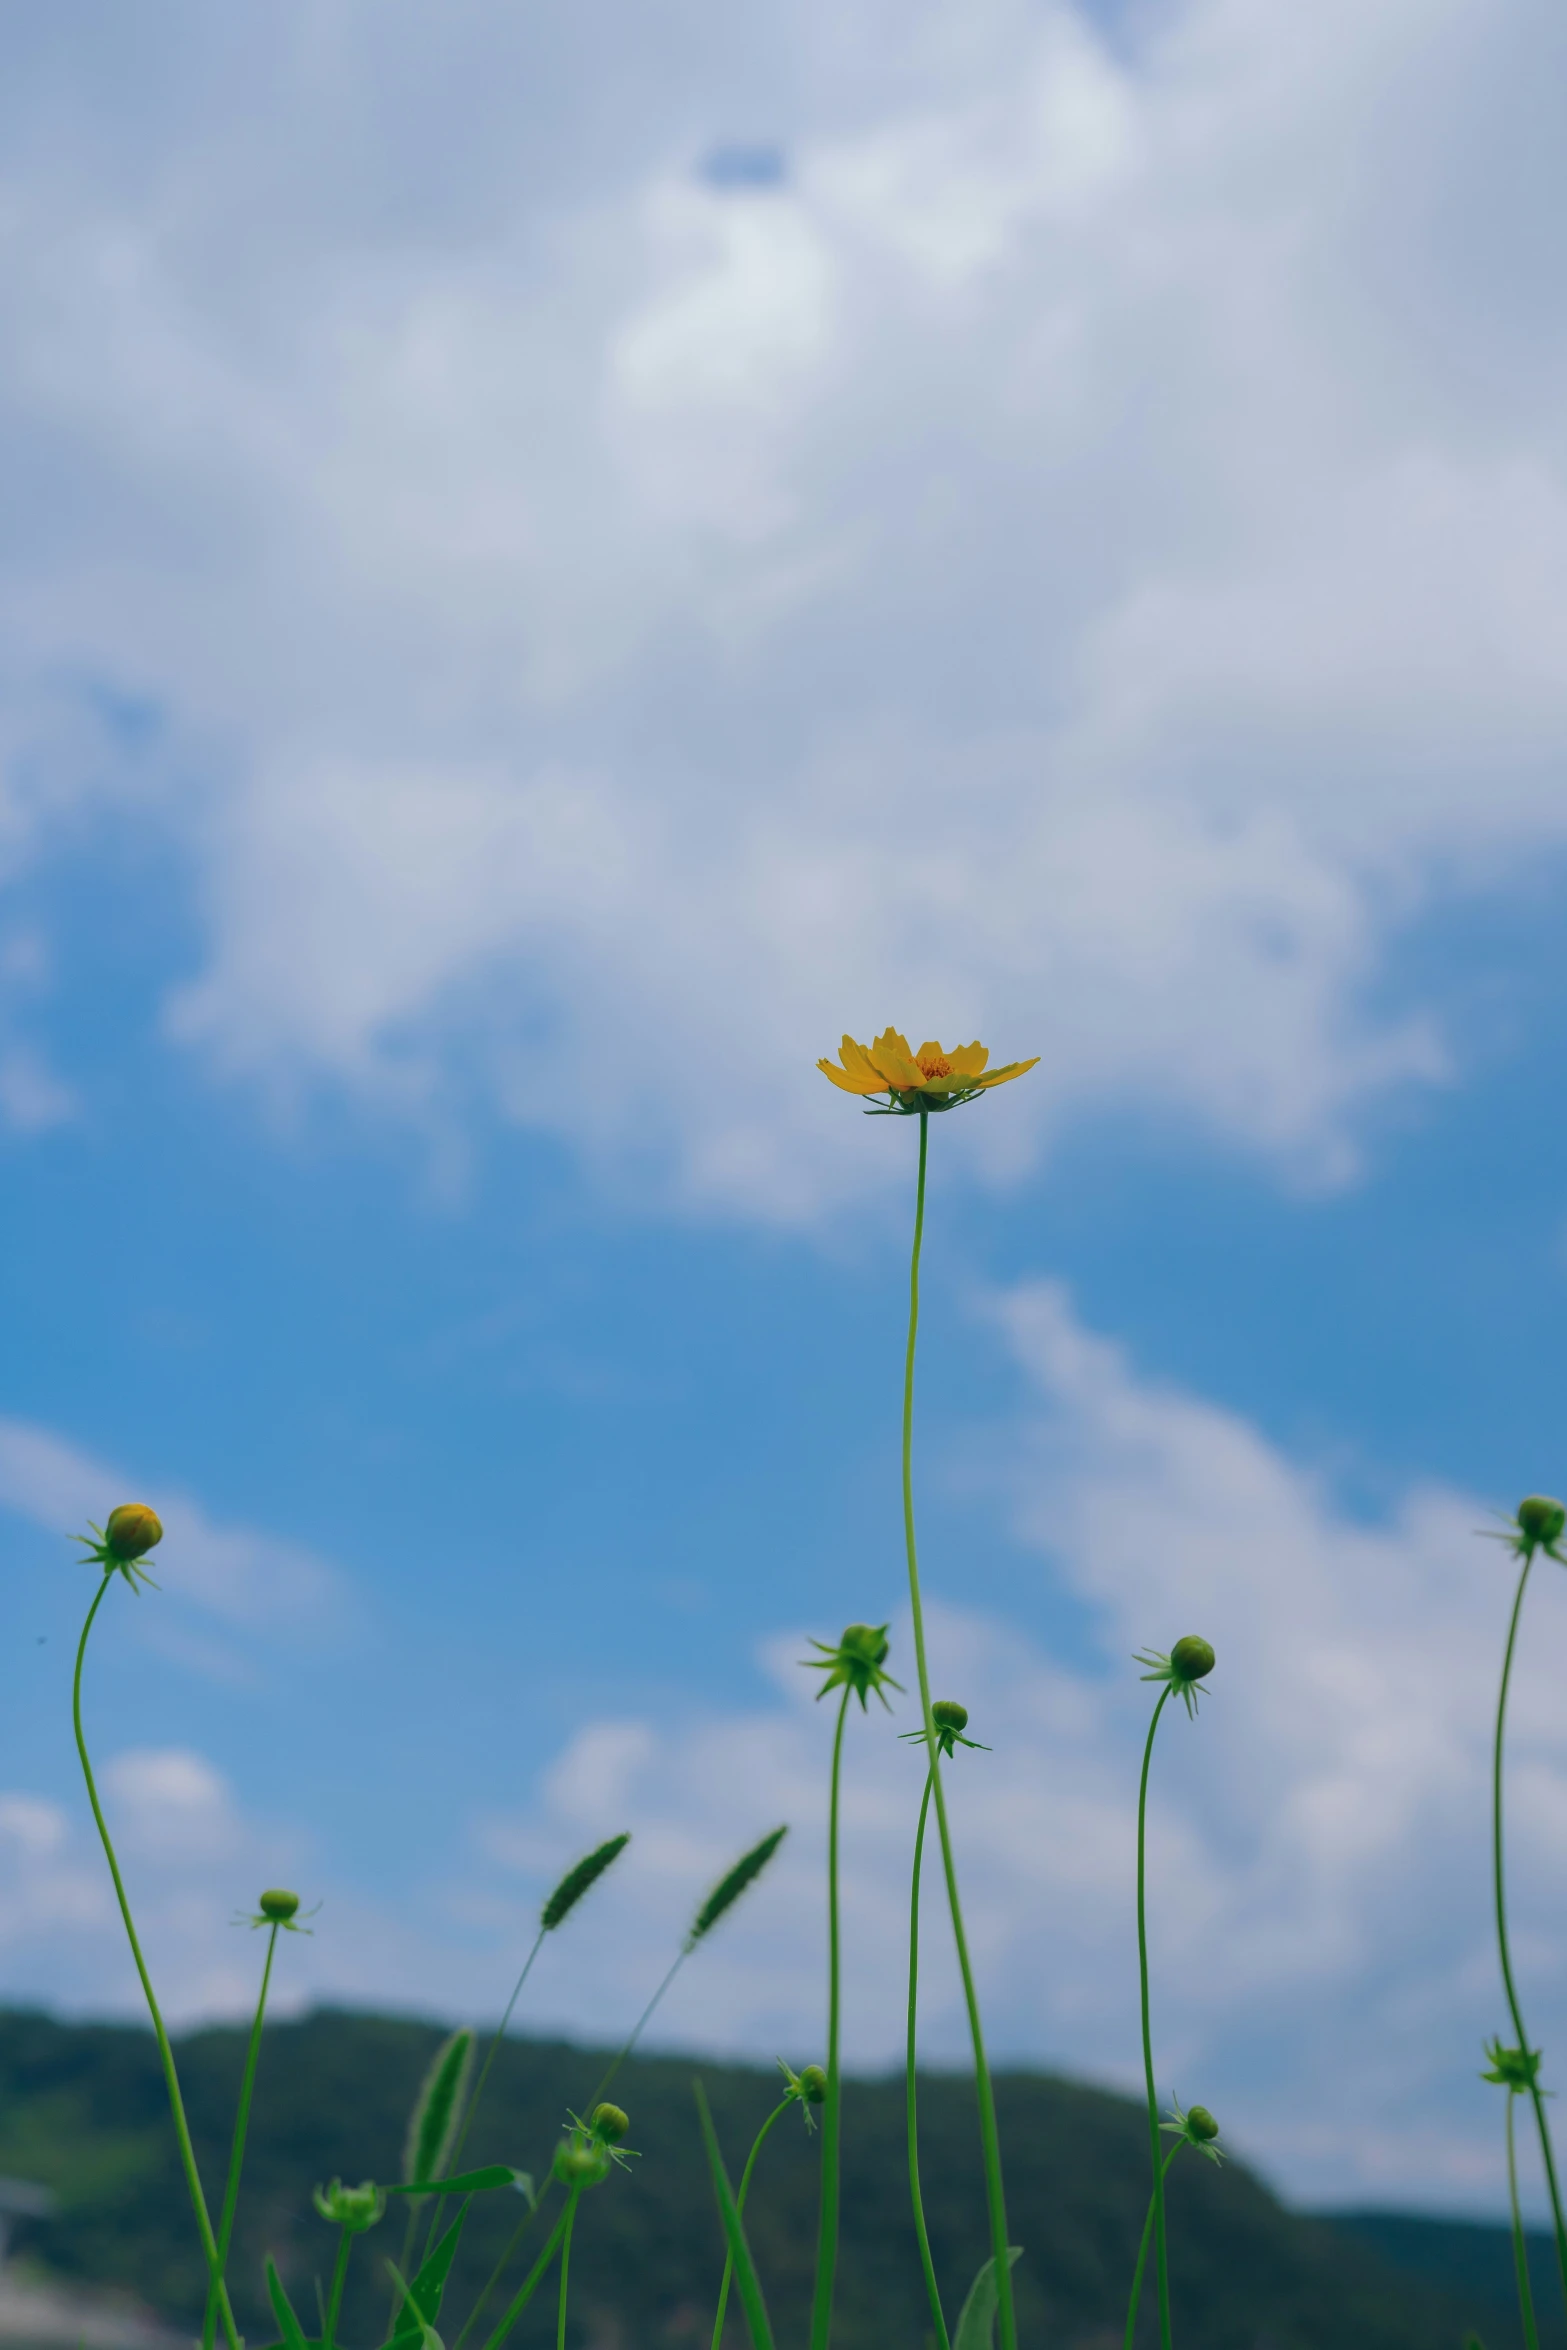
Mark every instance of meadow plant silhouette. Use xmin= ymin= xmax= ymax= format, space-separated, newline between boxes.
xmin=60 ymin=1041 xmax=1561 ymax=2350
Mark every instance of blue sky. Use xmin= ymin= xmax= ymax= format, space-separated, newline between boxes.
xmin=3 ymin=0 xmax=1567 ymax=2225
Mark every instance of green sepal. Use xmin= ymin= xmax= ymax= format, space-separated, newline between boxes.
xmin=386 ymin=2205 xmax=467 ymax=2350
xmin=693 ymin=2080 xmax=775 ymax=2350
xmin=383 ymin=2166 xmax=528 ymax=2198
xmin=266 ymin=2256 xmax=314 ymax=2350
xmin=952 ymin=2247 xmax=1023 ymax=2350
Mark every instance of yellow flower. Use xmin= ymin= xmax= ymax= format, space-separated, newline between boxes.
xmin=817 ymin=1028 xmax=1038 ymax=1115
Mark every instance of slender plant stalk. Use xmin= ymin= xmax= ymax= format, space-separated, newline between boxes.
xmin=907 ymin=1769 xmax=950 ymax=2350
xmin=1494 ymin=1553 xmax=1567 ymax=2319
xmin=1136 ymin=1684 xmax=1175 ymax=2350
xmin=1123 ymin=2143 xmax=1182 ymax=2350
xmin=449 ymin=1928 xmax=547 ymax=2178
xmin=72 ymin=1577 xmax=240 ymax=2350
xmin=479 ymin=2197 xmax=575 ymax=2350
xmin=808 ymin=1688 xmax=853 ymax=2350
xmin=710 ymin=2095 xmax=791 ymax=2350
xmin=323 ymin=2225 xmax=354 ymax=2350
xmin=901 ymin=1110 xmax=1018 ymax=2350
xmin=555 ymin=2191 xmax=579 ymax=2350
xmin=202 ymin=1919 xmax=281 ymax=2349
xmin=455 ymin=1952 xmax=690 ymax=2350
xmin=1506 ymin=2092 xmax=1542 ymax=2350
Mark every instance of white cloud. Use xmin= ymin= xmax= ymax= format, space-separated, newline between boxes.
xmin=5 ymin=1291 xmax=1555 ymax=2209
xmin=453 ymin=1284 xmax=1564 ymax=2213
xmin=1 ymin=0 xmax=1565 ymax=1208
xmin=0 ymin=1417 xmax=352 ymax=1663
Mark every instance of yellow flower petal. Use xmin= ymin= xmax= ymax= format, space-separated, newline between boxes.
xmin=946 ymin=1042 xmax=989 ymax=1077
xmin=837 ymin=1034 xmax=890 ymax=1090
xmin=868 ymin=1028 xmax=925 ymax=1090
xmin=975 ymin=1057 xmax=1040 ymax=1089
xmin=818 ymin=1057 xmax=884 ymax=1094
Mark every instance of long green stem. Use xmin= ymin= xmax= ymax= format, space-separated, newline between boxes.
xmin=202 ymin=1920 xmax=280 ymax=2349
xmin=1123 ymin=2143 xmax=1182 ymax=2350
xmin=72 ymin=1576 xmax=239 ymax=2350
xmin=1137 ymin=1685 xmax=1174 ymax=2350
xmin=808 ymin=1687 xmax=852 ymax=2350
xmin=479 ymin=2197 xmax=574 ymax=2350
xmin=1507 ymin=2093 xmax=1542 ymax=2350
xmin=1493 ymin=1553 xmax=1567 ymax=2318
xmin=710 ymin=2097 xmax=791 ymax=2350
xmin=907 ymin=1769 xmax=950 ymax=2350
xmin=555 ymin=2192 xmax=579 ymax=2350
xmin=323 ymin=2226 xmax=354 ymax=2350
xmin=452 ymin=1928 xmax=547 ymax=2176
xmin=455 ymin=1949 xmax=690 ymax=2350
xmin=902 ymin=1111 xmax=1017 ymax=2350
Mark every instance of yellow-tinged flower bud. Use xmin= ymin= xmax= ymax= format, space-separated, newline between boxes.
xmin=591 ymin=2102 xmax=629 ymax=2144
xmin=259 ymin=1889 xmax=300 ymax=1922
xmin=105 ymin=1505 xmax=163 ymax=1563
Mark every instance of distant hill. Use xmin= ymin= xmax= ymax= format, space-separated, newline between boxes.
xmin=0 ymin=2007 xmax=1544 ymax=2350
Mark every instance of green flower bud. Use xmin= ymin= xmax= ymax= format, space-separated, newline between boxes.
xmin=258 ymin=1889 xmax=300 ymax=1922
xmin=1170 ymin=1636 xmax=1216 ymax=1682
xmin=1185 ymin=2105 xmax=1219 ymax=2142
xmin=312 ymin=2178 xmax=386 ymax=2233
xmin=553 ymin=2133 xmax=611 ymax=2190
xmin=842 ymin=1623 xmax=889 ymax=1664
xmin=1517 ymin=1496 xmax=1566 ymax=1551
xmin=931 ymin=1700 xmax=969 ymax=1733
xmin=105 ymin=1505 xmax=163 ymax=1563
xmin=1136 ymin=1637 xmax=1216 ymax=1720
xmin=798 ymin=2065 xmax=827 ymax=2105
xmin=803 ymin=1622 xmax=903 ymax=1712
xmin=591 ymin=2102 xmax=629 ymax=2144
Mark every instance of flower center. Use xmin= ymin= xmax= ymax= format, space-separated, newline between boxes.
xmin=918 ymin=1056 xmax=952 ymax=1080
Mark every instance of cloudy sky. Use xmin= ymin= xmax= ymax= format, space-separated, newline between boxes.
xmin=4 ymin=0 xmax=1567 ymax=2224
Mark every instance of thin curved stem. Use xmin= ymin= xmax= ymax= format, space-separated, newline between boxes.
xmin=455 ymin=1946 xmax=691 ymax=2350
xmin=907 ymin=1769 xmax=950 ymax=2350
xmin=479 ymin=2196 xmax=575 ymax=2350
xmin=902 ymin=1112 xmax=1017 ymax=2350
xmin=1137 ymin=1685 xmax=1174 ymax=2350
xmin=1123 ymin=2142 xmax=1182 ymax=2350
xmin=1494 ymin=1553 xmax=1567 ymax=2319
xmin=323 ymin=2225 xmax=354 ymax=2350
xmin=808 ymin=1688 xmax=852 ymax=2350
xmin=1507 ymin=2093 xmax=1542 ymax=2350
xmin=555 ymin=2191 xmax=579 ymax=2350
xmin=202 ymin=1920 xmax=280 ymax=2349
xmin=73 ymin=1576 xmax=239 ymax=2350
xmin=452 ymin=1929 xmax=547 ymax=2176
xmin=710 ymin=2095 xmax=791 ymax=2350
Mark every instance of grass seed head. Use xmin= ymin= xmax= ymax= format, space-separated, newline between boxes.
xmin=688 ymin=1825 xmax=788 ymax=1945
xmin=541 ymin=1833 xmax=631 ymax=1932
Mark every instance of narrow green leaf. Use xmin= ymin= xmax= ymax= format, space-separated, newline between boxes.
xmin=952 ymin=2248 xmax=1023 ymax=2350
xmin=403 ymin=2030 xmax=475 ymax=2201
xmin=384 ymin=2166 xmax=525 ymax=2198
xmin=385 ymin=2262 xmax=444 ymax=2350
xmin=266 ymin=2256 xmax=312 ymax=2350
xmin=387 ymin=2205 xmax=467 ymax=2350
xmin=693 ymin=2081 xmax=775 ymax=2350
